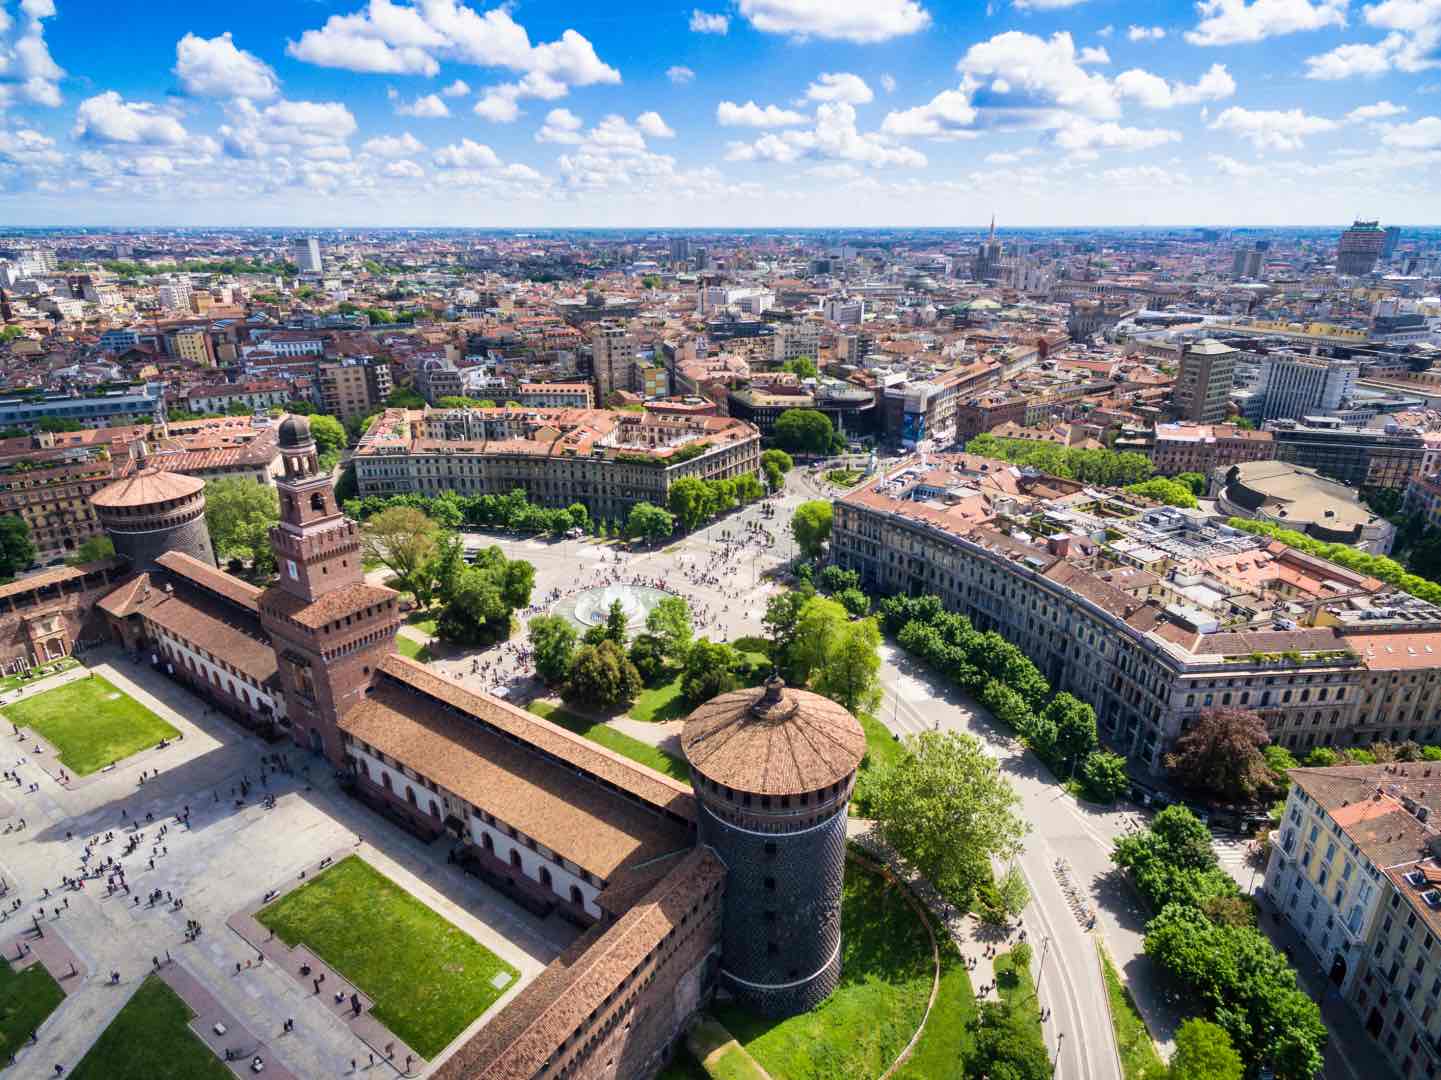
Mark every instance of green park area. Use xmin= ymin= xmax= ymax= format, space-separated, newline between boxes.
xmin=1100 ymin=943 xmax=1166 ymax=1080
xmin=713 ymin=863 xmax=936 ymax=1080
xmin=4 ymin=674 xmax=179 ymax=775
xmin=528 ymin=701 xmax=690 ymax=783
xmin=70 ymin=976 xmax=230 ymax=1080
xmin=256 ymin=856 xmax=519 ymax=1059
xmin=0 ymin=657 xmax=79 ymax=694
xmin=394 ymin=634 xmax=431 ymax=662
xmin=0 ymin=959 xmax=64 ymax=1058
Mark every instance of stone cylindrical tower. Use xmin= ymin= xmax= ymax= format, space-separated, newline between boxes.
xmin=93 ymin=467 xmax=214 ymax=570
xmin=681 ymin=677 xmax=866 ymax=1018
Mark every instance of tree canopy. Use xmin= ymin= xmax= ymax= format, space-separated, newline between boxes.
xmin=435 ymin=546 xmax=534 ymax=646
xmin=868 ymin=729 xmax=1028 ymax=906
xmin=528 ymin=614 xmax=577 ymax=686
xmin=791 ymin=500 xmax=833 ymax=560
xmin=1164 ymin=708 xmax=1275 ymax=805
xmin=0 ymin=515 xmax=36 ymax=579
xmin=1168 ymin=1018 xmax=1244 ymax=1080
xmin=362 ymin=506 xmax=441 ymax=602
xmin=565 ymin=639 xmax=642 ymax=711
xmin=965 ymin=433 xmax=1153 ymax=486
xmin=772 ymin=408 xmax=835 ymax=455
xmin=204 ymin=478 xmax=279 ymax=575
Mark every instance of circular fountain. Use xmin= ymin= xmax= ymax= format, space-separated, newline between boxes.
xmin=553 ymin=583 xmax=675 ymax=630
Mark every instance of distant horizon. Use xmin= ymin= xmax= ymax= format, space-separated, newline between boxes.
xmin=4 ymin=223 xmax=1439 ymax=235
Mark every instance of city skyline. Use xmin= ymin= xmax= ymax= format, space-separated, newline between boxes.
xmin=0 ymin=0 xmax=1438 ymax=226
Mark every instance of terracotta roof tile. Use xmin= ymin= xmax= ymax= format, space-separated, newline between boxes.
xmin=260 ymin=582 xmax=396 ymax=629
xmin=154 ymin=552 xmax=261 ymax=612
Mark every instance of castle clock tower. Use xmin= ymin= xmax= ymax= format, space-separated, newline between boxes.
xmin=259 ymin=416 xmax=400 ymax=764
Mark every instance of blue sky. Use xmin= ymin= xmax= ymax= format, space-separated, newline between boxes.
xmin=1 ymin=0 xmax=1438 ymax=226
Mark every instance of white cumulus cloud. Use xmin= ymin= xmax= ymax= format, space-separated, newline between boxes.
xmin=1347 ymin=99 xmax=1408 ymax=120
xmin=635 ymin=111 xmax=676 ymax=138
xmin=441 ymin=79 xmax=471 ymax=97
xmin=716 ymin=100 xmax=809 ymax=126
xmin=689 ymin=9 xmax=730 ymax=33
xmin=1186 ymin=0 xmax=1349 ymax=46
xmin=1209 ymin=105 xmax=1338 ymax=149
xmin=174 ymin=32 xmax=280 ymax=99
xmin=395 ymin=93 xmax=449 ymax=117
xmin=725 ymin=101 xmax=927 ymax=167
xmin=536 ymin=107 xmax=585 ymax=143
xmin=667 ymin=65 xmax=695 ymax=84
xmin=1381 ymin=114 xmax=1441 ymax=147
xmin=806 ymin=73 xmax=874 ymax=104
xmin=1115 ymin=63 xmax=1236 ymax=107
xmin=362 ymin=131 xmax=424 ymax=157
xmin=433 ymin=137 xmax=501 ymax=169
xmin=1305 ymin=0 xmax=1441 ymax=79
xmin=737 ymin=0 xmax=931 ymax=43
xmin=1127 ymin=25 xmax=1167 ymax=40
xmin=73 ymin=91 xmax=189 ymax=145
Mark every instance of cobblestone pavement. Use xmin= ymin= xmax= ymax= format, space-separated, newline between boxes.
xmin=0 ymin=652 xmax=573 ymax=1078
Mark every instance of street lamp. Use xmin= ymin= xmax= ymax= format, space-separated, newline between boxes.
xmin=1035 ymin=934 xmax=1053 ymax=998
xmin=1053 ymin=1032 xmax=1064 ymax=1075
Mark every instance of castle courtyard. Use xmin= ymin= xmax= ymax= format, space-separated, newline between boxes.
xmin=0 ymin=653 xmax=572 ymax=1077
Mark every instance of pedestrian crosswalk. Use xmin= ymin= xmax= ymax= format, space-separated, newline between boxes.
xmin=1212 ymin=831 xmax=1265 ymax=891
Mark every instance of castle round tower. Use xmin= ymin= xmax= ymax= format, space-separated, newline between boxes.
xmin=681 ymin=676 xmax=866 ymax=1018
xmin=93 ymin=467 xmax=214 ymax=570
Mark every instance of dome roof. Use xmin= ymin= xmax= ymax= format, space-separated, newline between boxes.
xmin=681 ymin=677 xmax=866 ymax=796
xmin=277 ymin=415 xmax=313 ymax=449
xmin=92 ymin=467 xmax=204 ymax=509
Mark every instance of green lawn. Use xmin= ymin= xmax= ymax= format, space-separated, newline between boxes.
xmin=852 ymin=711 xmax=910 ymax=817
xmin=891 ymin=941 xmax=976 ymax=1080
xmin=992 ymin=947 xmax=1050 ymax=1062
xmin=257 ymin=856 xmax=519 ymax=1058
xmin=4 ymin=675 xmax=179 ymax=775
xmin=394 ymin=635 xmax=431 ymax=662
xmin=405 ymin=611 xmax=438 ymax=637
xmin=1099 ymin=942 xmax=1167 ymax=1080
xmin=0 ymin=959 xmax=64 ymax=1055
xmin=714 ymin=861 xmax=934 ymax=1080
xmin=629 ymin=670 xmax=687 ymax=723
xmin=70 ymin=975 xmax=230 ymax=1080
xmin=0 ymin=657 xmax=79 ymax=694
xmin=688 ymin=1016 xmax=770 ymax=1080
xmin=529 ymin=702 xmax=690 ymax=783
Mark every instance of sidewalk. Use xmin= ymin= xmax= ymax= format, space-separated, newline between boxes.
xmin=1259 ymin=901 xmax=1401 ymax=1080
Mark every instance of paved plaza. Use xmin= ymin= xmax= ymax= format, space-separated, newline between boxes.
xmin=0 ymin=655 xmax=571 ymax=1078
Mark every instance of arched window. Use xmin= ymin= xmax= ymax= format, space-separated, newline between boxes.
xmin=540 ymin=867 xmax=553 ymax=889
xmin=310 ymin=492 xmax=326 ymax=512
xmin=482 ymin=832 xmax=493 ymax=852
xmin=570 ymin=885 xmax=583 ymax=905
xmin=428 ymin=799 xmax=439 ymax=819
xmin=381 ymin=773 xmax=392 ymax=792
xmin=406 ymin=786 xmax=417 ymax=807
xmin=510 ymin=849 xmax=522 ymax=870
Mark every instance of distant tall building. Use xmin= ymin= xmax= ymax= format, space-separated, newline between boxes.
xmin=1254 ymin=355 xmax=1358 ymax=422
xmin=1382 ymin=226 xmax=1402 ymax=261
xmin=1337 ymin=221 xmax=1386 ymax=277
xmin=591 ymin=323 xmax=637 ymax=403
xmin=973 ymin=216 xmax=1003 ymax=282
xmin=294 ymin=237 xmax=323 ymax=274
xmin=1232 ymin=243 xmax=1264 ymax=279
xmin=668 ymin=236 xmax=690 ymax=263
xmin=1174 ymin=339 xmax=1238 ymax=424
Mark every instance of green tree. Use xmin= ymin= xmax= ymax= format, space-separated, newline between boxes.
xmin=761 ymin=448 xmax=793 ymax=475
xmin=37 ymin=416 xmax=82 ymax=433
xmin=1168 ymin=1018 xmax=1243 ymax=1080
xmin=1126 ymin=477 xmax=1199 ymax=509
xmin=772 ymin=408 xmax=834 ymax=455
xmin=204 ymin=478 xmax=279 ymax=575
xmin=791 ymin=595 xmax=849 ymax=684
xmin=645 ymin=596 xmax=693 ymax=662
xmin=362 ymin=507 xmax=441 ymax=602
xmin=762 ymin=586 xmax=813 ymax=669
xmin=667 ymin=475 xmax=715 ymax=532
xmin=814 ymin=616 xmax=883 ymax=716
xmin=1174 ymin=472 xmax=1207 ymax=496
xmin=308 ymin=413 xmax=347 ymax=456
xmin=1042 ymin=693 xmax=1099 ymax=773
xmin=763 ymin=459 xmax=785 ymax=493
xmin=67 ymin=534 xmax=115 ymax=565
xmin=1080 ymin=751 xmax=1131 ymax=802
xmin=1112 ymin=805 xmax=1239 ymax=913
xmin=1144 ymin=903 xmax=1325 ymax=1079
xmin=681 ymin=638 xmax=741 ymax=705
xmin=790 ymin=500 xmax=833 ymax=560
xmin=385 ymin=387 xmax=426 ymax=408
xmin=1302 ymin=746 xmax=1338 ymax=767
xmin=566 ymin=639 xmax=642 ymax=710
xmin=734 ymin=472 xmax=766 ymax=504
xmin=0 ymin=515 xmax=36 ymax=578
xmin=781 ymin=356 xmax=818 ymax=379
xmin=869 ymin=730 xmax=1029 ymax=906
xmin=529 ymin=615 xmax=577 ymax=686
xmin=967 ymin=999 xmax=1052 ymax=1080
xmin=997 ymin=864 xmax=1031 ymax=917
xmin=626 ymin=501 xmax=674 ymax=543
xmin=837 ymin=586 xmax=870 ymax=617
xmin=628 ymin=633 xmax=668 ymax=682
xmin=436 ymin=550 xmax=534 ymax=646
xmin=425 ymin=533 xmax=467 ymax=606
xmin=603 ymin=599 xmax=629 ymax=644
